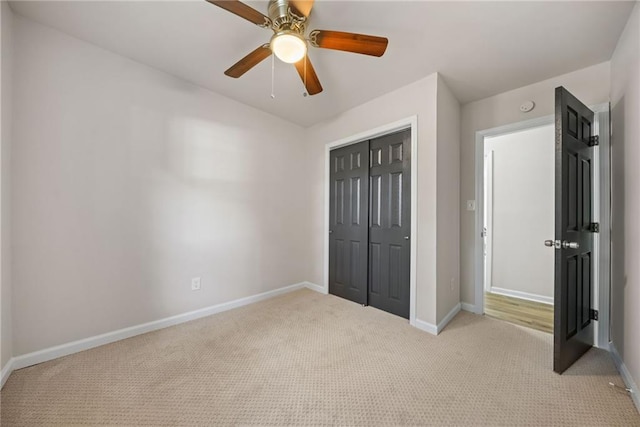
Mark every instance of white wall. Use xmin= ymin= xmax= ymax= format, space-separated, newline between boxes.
xmin=610 ymin=1 xmax=640 ymax=403
xmin=460 ymin=62 xmax=611 ymax=308
xmin=10 ymin=15 xmax=312 ymax=356
xmin=305 ymin=72 xmax=460 ymax=326
xmin=484 ymin=124 xmax=554 ymax=302
xmin=1 ymin=0 xmax=14 ymax=371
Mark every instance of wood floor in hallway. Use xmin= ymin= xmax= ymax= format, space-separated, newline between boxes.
xmin=484 ymin=291 xmax=554 ymax=334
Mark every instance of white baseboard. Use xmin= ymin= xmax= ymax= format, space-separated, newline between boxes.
xmin=303 ymin=281 xmax=327 ymax=294
xmin=461 ymin=302 xmax=476 ymax=313
xmin=489 ymin=287 xmax=554 ymax=305
xmin=3 ymin=281 xmax=321 ymax=385
xmin=413 ymin=318 xmax=437 ymax=335
xmin=609 ymin=343 xmax=640 ymax=413
xmin=436 ymin=303 xmax=461 ymax=333
xmin=1 ymin=357 xmax=15 ymax=388
xmin=414 ymin=303 xmax=462 ymax=336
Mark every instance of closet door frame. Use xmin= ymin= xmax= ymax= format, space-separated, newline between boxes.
xmin=322 ymin=116 xmax=418 ymax=326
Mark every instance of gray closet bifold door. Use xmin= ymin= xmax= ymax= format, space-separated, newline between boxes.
xmin=329 ymin=141 xmax=370 ymax=305
xmin=368 ymin=130 xmax=411 ymax=319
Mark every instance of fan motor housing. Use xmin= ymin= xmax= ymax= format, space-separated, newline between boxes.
xmin=268 ymin=0 xmax=306 ymax=34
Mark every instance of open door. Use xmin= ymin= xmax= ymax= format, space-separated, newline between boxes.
xmin=549 ymin=86 xmax=597 ymax=374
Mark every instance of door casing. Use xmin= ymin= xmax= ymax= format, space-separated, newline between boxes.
xmin=323 ymin=116 xmax=418 ymax=326
xmin=473 ymin=104 xmax=610 ymax=349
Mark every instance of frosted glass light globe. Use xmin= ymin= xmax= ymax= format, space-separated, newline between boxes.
xmin=271 ymin=32 xmax=307 ymax=64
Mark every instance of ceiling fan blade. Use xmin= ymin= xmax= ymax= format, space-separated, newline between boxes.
xmin=224 ymin=45 xmax=272 ymax=78
xmin=289 ymin=0 xmax=314 ymax=18
xmin=309 ymin=30 xmax=388 ymax=57
xmin=294 ymin=56 xmax=322 ymax=95
xmin=206 ymin=0 xmax=271 ymax=27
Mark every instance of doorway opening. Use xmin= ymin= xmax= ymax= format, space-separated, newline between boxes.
xmin=474 ymin=104 xmax=611 ymax=350
xmin=482 ymin=123 xmax=555 ymax=333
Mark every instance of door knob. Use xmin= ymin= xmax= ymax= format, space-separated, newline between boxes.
xmin=329 ymin=230 xmax=333 ymax=234
xmin=545 ymin=239 xmax=560 ymax=248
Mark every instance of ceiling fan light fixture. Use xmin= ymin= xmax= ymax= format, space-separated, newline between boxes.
xmin=270 ymin=31 xmax=307 ymax=63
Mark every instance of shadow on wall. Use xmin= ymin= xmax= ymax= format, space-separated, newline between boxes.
xmin=610 ymin=98 xmax=625 ymax=356
xmin=120 ymin=100 xmax=299 ymax=321
xmin=127 ymin=109 xmax=261 ymax=317
xmin=9 ymin=13 xmax=313 ymax=358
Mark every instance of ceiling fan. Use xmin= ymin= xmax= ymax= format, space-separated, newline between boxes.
xmin=206 ymin=0 xmax=389 ymax=96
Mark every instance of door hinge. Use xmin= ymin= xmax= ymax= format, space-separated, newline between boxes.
xmin=589 ymin=135 xmax=599 ymax=147
xmin=589 ymin=222 xmax=600 ymax=233
xmin=590 ymin=309 xmax=599 ymax=321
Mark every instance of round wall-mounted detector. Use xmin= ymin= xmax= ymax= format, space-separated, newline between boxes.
xmin=520 ymin=101 xmax=535 ymax=113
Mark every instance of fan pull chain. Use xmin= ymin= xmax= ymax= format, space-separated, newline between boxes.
xmin=303 ymin=53 xmax=308 ymax=97
xmin=270 ymin=53 xmax=275 ymax=99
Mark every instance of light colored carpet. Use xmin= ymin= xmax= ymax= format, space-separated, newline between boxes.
xmin=1 ymin=289 xmax=638 ymax=426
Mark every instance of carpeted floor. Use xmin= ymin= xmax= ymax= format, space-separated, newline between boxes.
xmin=1 ymin=289 xmax=638 ymax=426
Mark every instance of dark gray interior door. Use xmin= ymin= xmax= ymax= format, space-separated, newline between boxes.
xmin=368 ymin=130 xmax=411 ymax=319
xmin=329 ymin=141 xmax=370 ymax=305
xmin=552 ymin=86 xmax=596 ymax=374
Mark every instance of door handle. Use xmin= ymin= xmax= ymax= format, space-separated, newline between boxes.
xmin=545 ymin=239 xmax=579 ymax=249
xmin=562 ymin=241 xmax=579 ymax=249
xmin=329 ymin=230 xmax=333 ymax=234
xmin=404 ymin=236 xmax=410 ymax=240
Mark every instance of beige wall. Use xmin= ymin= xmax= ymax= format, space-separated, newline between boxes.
xmin=306 ymin=73 xmax=460 ymax=326
xmin=459 ymin=62 xmax=611 ymax=307
xmin=1 ymin=0 xmax=14 ymax=370
xmin=436 ymin=77 xmax=461 ymax=322
xmin=10 ymin=15 xmax=312 ymax=356
xmin=610 ymin=1 xmax=640 ymax=397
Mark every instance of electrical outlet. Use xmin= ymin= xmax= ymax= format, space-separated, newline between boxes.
xmin=191 ymin=277 xmax=201 ymax=291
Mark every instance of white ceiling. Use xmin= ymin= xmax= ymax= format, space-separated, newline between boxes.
xmin=9 ymin=0 xmax=635 ymax=127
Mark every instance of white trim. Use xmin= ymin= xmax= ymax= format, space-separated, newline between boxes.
xmin=488 ymin=287 xmax=554 ymax=305
xmin=461 ymin=302 xmax=476 ymax=313
xmin=1 ymin=357 xmax=15 ymax=388
xmin=594 ymin=106 xmax=611 ymax=349
xmin=437 ymin=303 xmax=461 ymax=333
xmin=413 ymin=318 xmax=437 ymax=335
xmin=303 ymin=281 xmax=327 ymax=294
xmin=609 ymin=343 xmax=640 ymax=413
xmin=483 ymin=150 xmax=494 ymax=293
xmin=323 ymin=116 xmax=419 ymax=327
xmin=5 ymin=282 xmax=317 ymax=376
xmin=413 ymin=303 xmax=461 ymax=336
